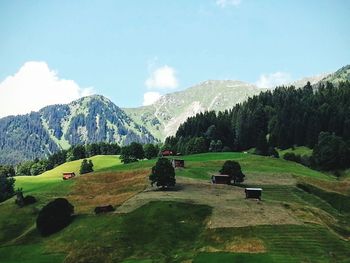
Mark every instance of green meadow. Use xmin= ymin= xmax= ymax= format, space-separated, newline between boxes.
xmin=0 ymin=152 xmax=349 ymax=262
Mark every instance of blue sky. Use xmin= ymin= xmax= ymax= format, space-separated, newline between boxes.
xmin=0 ymin=0 xmax=349 ymax=116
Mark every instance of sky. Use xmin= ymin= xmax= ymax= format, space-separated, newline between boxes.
xmin=0 ymin=0 xmax=349 ymax=117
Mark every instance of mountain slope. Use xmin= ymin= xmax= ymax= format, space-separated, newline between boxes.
xmin=320 ymin=65 xmax=350 ymax=84
xmin=0 ymin=95 xmax=156 ymax=164
xmin=124 ymin=80 xmax=262 ymax=140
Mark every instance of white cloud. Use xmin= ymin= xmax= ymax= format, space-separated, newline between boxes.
xmin=216 ymin=0 xmax=241 ymax=8
xmin=255 ymin=72 xmax=292 ymax=89
xmin=0 ymin=61 xmax=94 ymax=118
xmin=145 ymin=65 xmax=178 ymax=90
xmin=143 ymin=92 xmax=162 ymax=106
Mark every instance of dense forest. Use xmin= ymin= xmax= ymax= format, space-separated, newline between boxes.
xmin=164 ymin=81 xmax=350 ymax=170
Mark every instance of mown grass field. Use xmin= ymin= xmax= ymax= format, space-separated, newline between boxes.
xmin=1 ymin=152 xmax=349 ymax=262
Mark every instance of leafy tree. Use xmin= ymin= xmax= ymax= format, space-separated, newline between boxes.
xmin=0 ymin=169 xmax=15 ymax=202
xmin=129 ymin=142 xmax=145 ymax=159
xmin=120 ymin=142 xmax=144 ymax=164
xmin=30 ymin=162 xmax=46 ymax=176
xmin=36 ymin=198 xmax=74 ymax=236
xmin=149 ymin=158 xmax=176 ymax=189
xmin=86 ymin=143 xmax=101 ymax=157
xmin=120 ymin=146 xmax=137 ymax=164
xmin=209 ymin=140 xmax=223 ymax=152
xmin=219 ymin=160 xmax=245 ymax=184
xmin=0 ymin=165 xmax=15 ymax=177
xmin=17 ymin=161 xmax=34 ymax=175
xmin=186 ymin=137 xmax=207 ymax=154
xmin=312 ymin=132 xmax=350 ymax=171
xmin=80 ymin=159 xmax=94 ymax=174
xmin=144 ymin=144 xmax=159 ymax=159
xmin=66 ymin=145 xmax=86 ymax=162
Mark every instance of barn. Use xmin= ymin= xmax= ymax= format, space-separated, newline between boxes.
xmin=172 ymin=159 xmax=185 ymax=168
xmin=211 ymin=174 xmax=231 ymax=184
xmin=245 ymin=188 xmax=262 ymax=200
xmin=63 ymin=172 xmax=76 ymax=180
xmin=161 ymin=150 xmax=173 ymax=156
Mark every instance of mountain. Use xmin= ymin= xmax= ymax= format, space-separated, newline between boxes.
xmin=124 ymin=80 xmax=262 ymax=140
xmin=320 ymin=65 xmax=350 ymax=84
xmin=1 ymin=65 xmax=349 ymax=164
xmin=0 ymin=95 xmax=156 ymax=164
xmin=288 ymin=73 xmax=329 ymax=88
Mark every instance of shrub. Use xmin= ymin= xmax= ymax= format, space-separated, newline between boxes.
xmin=283 ymin=152 xmax=302 ymax=163
xmin=36 ymin=198 xmax=74 ymax=236
xmin=0 ymin=175 xmax=15 ymax=203
xmin=219 ymin=160 xmax=245 ymax=184
xmin=149 ymin=158 xmax=176 ymax=189
xmin=80 ymin=159 xmax=93 ymax=174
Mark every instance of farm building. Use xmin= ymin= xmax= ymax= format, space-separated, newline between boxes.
xmin=211 ymin=174 xmax=231 ymax=184
xmin=62 ymin=172 xmax=76 ymax=180
xmin=161 ymin=150 xmax=173 ymax=156
xmin=245 ymin=188 xmax=262 ymax=200
xmin=172 ymin=159 xmax=185 ymax=168
xmin=94 ymin=205 xmax=115 ymax=214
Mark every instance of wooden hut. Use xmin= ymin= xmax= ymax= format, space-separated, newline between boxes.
xmin=245 ymin=188 xmax=262 ymax=200
xmin=172 ymin=159 xmax=185 ymax=168
xmin=211 ymin=174 xmax=231 ymax=184
xmin=161 ymin=150 xmax=173 ymax=156
xmin=63 ymin=172 xmax=76 ymax=180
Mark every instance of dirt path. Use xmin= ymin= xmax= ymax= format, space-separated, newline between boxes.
xmin=116 ymin=177 xmax=301 ymax=228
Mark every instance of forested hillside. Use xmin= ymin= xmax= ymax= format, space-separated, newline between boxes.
xmin=0 ymin=95 xmax=156 ymax=164
xmin=167 ymin=81 xmax=350 ymax=155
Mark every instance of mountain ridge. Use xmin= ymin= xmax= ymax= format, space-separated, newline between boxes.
xmin=1 ymin=65 xmax=349 ymax=164
xmin=0 ymin=95 xmax=156 ymax=164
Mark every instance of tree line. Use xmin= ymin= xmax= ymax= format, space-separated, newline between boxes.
xmin=164 ymin=81 xmax=350 ymax=170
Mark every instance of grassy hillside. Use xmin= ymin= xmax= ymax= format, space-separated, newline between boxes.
xmin=278 ymin=146 xmax=313 ymax=157
xmin=1 ymin=152 xmax=349 ymax=263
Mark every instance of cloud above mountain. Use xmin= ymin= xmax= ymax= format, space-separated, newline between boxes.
xmin=255 ymin=72 xmax=292 ymax=89
xmin=145 ymin=65 xmax=178 ymax=90
xmin=0 ymin=61 xmax=94 ymax=118
xmin=143 ymin=92 xmax=162 ymax=106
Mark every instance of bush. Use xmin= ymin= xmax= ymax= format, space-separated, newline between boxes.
xmin=283 ymin=152 xmax=301 ymax=163
xmin=80 ymin=159 xmax=94 ymax=174
xmin=312 ymin=132 xmax=350 ymax=171
xmin=149 ymin=158 xmax=176 ymax=189
xmin=36 ymin=198 xmax=74 ymax=236
xmin=0 ymin=175 xmax=15 ymax=203
xmin=15 ymin=189 xmax=37 ymax=207
xmin=219 ymin=160 xmax=245 ymax=184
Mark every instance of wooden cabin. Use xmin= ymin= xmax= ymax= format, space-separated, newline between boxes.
xmin=161 ymin=150 xmax=173 ymax=156
xmin=94 ymin=205 xmax=115 ymax=214
xmin=211 ymin=174 xmax=231 ymax=184
xmin=245 ymin=188 xmax=262 ymax=200
xmin=172 ymin=159 xmax=185 ymax=168
xmin=63 ymin=172 xmax=76 ymax=180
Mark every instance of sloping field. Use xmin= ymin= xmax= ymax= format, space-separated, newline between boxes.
xmin=0 ymin=152 xmax=349 ymax=262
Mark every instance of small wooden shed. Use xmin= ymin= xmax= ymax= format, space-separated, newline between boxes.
xmin=63 ymin=172 xmax=76 ymax=180
xmin=245 ymin=188 xmax=262 ymax=200
xmin=211 ymin=174 xmax=231 ymax=184
xmin=161 ymin=150 xmax=173 ymax=156
xmin=172 ymin=159 xmax=185 ymax=168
